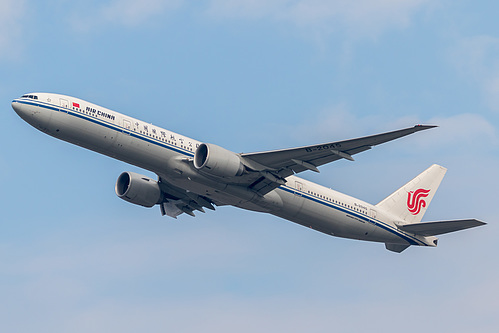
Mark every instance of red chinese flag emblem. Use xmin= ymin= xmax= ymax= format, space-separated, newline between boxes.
xmin=73 ymin=102 xmax=80 ymax=108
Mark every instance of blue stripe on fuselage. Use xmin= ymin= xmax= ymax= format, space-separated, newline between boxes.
xmin=278 ymin=186 xmax=424 ymax=246
xmin=13 ymin=98 xmax=195 ymax=157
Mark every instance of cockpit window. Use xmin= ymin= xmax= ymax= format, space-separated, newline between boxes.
xmin=21 ymin=95 xmax=38 ymax=100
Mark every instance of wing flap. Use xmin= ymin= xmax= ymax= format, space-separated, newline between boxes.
xmin=398 ymin=219 xmax=486 ymax=236
xmin=158 ymin=177 xmax=217 ymax=218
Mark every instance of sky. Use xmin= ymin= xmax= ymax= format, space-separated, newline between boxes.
xmin=1 ymin=0 xmax=498 ymax=332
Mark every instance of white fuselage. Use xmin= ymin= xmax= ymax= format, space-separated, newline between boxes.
xmin=12 ymin=93 xmax=435 ymax=247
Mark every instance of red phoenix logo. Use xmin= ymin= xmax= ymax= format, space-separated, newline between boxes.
xmin=407 ymin=188 xmax=431 ymax=215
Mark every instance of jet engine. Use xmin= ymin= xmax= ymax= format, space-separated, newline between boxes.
xmin=194 ymin=143 xmax=244 ymax=177
xmin=115 ymin=171 xmax=162 ymax=207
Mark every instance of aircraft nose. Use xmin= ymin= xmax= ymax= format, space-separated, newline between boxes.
xmin=12 ymin=99 xmax=24 ymax=116
xmin=12 ymin=96 xmax=53 ymax=132
xmin=12 ymin=98 xmax=34 ymax=123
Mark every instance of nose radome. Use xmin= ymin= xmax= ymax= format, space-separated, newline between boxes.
xmin=12 ymin=97 xmax=51 ymax=132
xmin=12 ymin=99 xmax=22 ymax=115
xmin=12 ymin=99 xmax=33 ymax=123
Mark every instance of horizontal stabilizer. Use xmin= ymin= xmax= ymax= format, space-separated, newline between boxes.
xmin=398 ymin=219 xmax=486 ymax=236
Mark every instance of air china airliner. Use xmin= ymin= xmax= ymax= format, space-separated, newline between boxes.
xmin=12 ymin=93 xmax=485 ymax=253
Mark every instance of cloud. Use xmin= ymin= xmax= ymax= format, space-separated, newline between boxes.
xmin=11 ymin=225 xmax=255 ymax=279
xmin=281 ymin=103 xmax=425 ymax=145
xmin=68 ymin=0 xmax=431 ymax=38
xmin=3 ymin=283 xmax=497 ymax=333
xmin=419 ymin=113 xmax=498 ymax=153
xmin=70 ymin=0 xmax=183 ymax=31
xmin=296 ymin=107 xmax=498 ymax=153
xmin=100 ymin=0 xmax=183 ymax=26
xmin=450 ymin=35 xmax=499 ymax=112
xmin=297 ymin=103 xmax=384 ymax=141
xmin=65 ymin=0 xmax=433 ymax=47
xmin=205 ymin=0 xmax=432 ymax=39
xmin=0 ymin=0 xmax=27 ymax=60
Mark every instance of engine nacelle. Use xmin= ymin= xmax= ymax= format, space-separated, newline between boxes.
xmin=194 ymin=143 xmax=244 ymax=177
xmin=115 ymin=172 xmax=162 ymax=207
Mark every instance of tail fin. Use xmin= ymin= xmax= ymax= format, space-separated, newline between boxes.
xmin=376 ymin=164 xmax=447 ymax=223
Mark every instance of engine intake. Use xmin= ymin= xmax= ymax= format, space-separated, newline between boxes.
xmin=194 ymin=143 xmax=244 ymax=177
xmin=115 ymin=172 xmax=162 ymax=207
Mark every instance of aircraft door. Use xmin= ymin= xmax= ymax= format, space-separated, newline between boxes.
xmin=59 ymin=98 xmax=69 ymax=112
xmin=123 ymin=119 xmax=131 ymax=134
xmin=368 ymin=209 xmax=378 ymax=232
xmin=295 ymin=181 xmax=304 ymax=196
xmin=285 ymin=181 xmax=305 ymax=217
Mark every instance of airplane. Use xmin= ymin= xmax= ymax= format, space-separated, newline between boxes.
xmin=12 ymin=93 xmax=486 ymax=253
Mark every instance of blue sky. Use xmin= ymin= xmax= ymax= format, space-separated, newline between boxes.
xmin=1 ymin=0 xmax=498 ymax=332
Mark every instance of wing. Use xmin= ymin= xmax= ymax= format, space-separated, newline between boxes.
xmin=241 ymin=125 xmax=436 ymax=194
xmin=157 ymin=177 xmax=219 ymax=218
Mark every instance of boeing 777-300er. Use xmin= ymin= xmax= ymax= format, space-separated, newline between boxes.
xmin=12 ymin=93 xmax=486 ymax=253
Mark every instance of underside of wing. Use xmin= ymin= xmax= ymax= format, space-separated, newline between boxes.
xmin=240 ymin=125 xmax=436 ymax=194
xmin=157 ymin=177 xmax=219 ymax=218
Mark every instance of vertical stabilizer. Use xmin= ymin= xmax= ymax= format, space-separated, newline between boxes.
xmin=376 ymin=164 xmax=447 ymax=223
